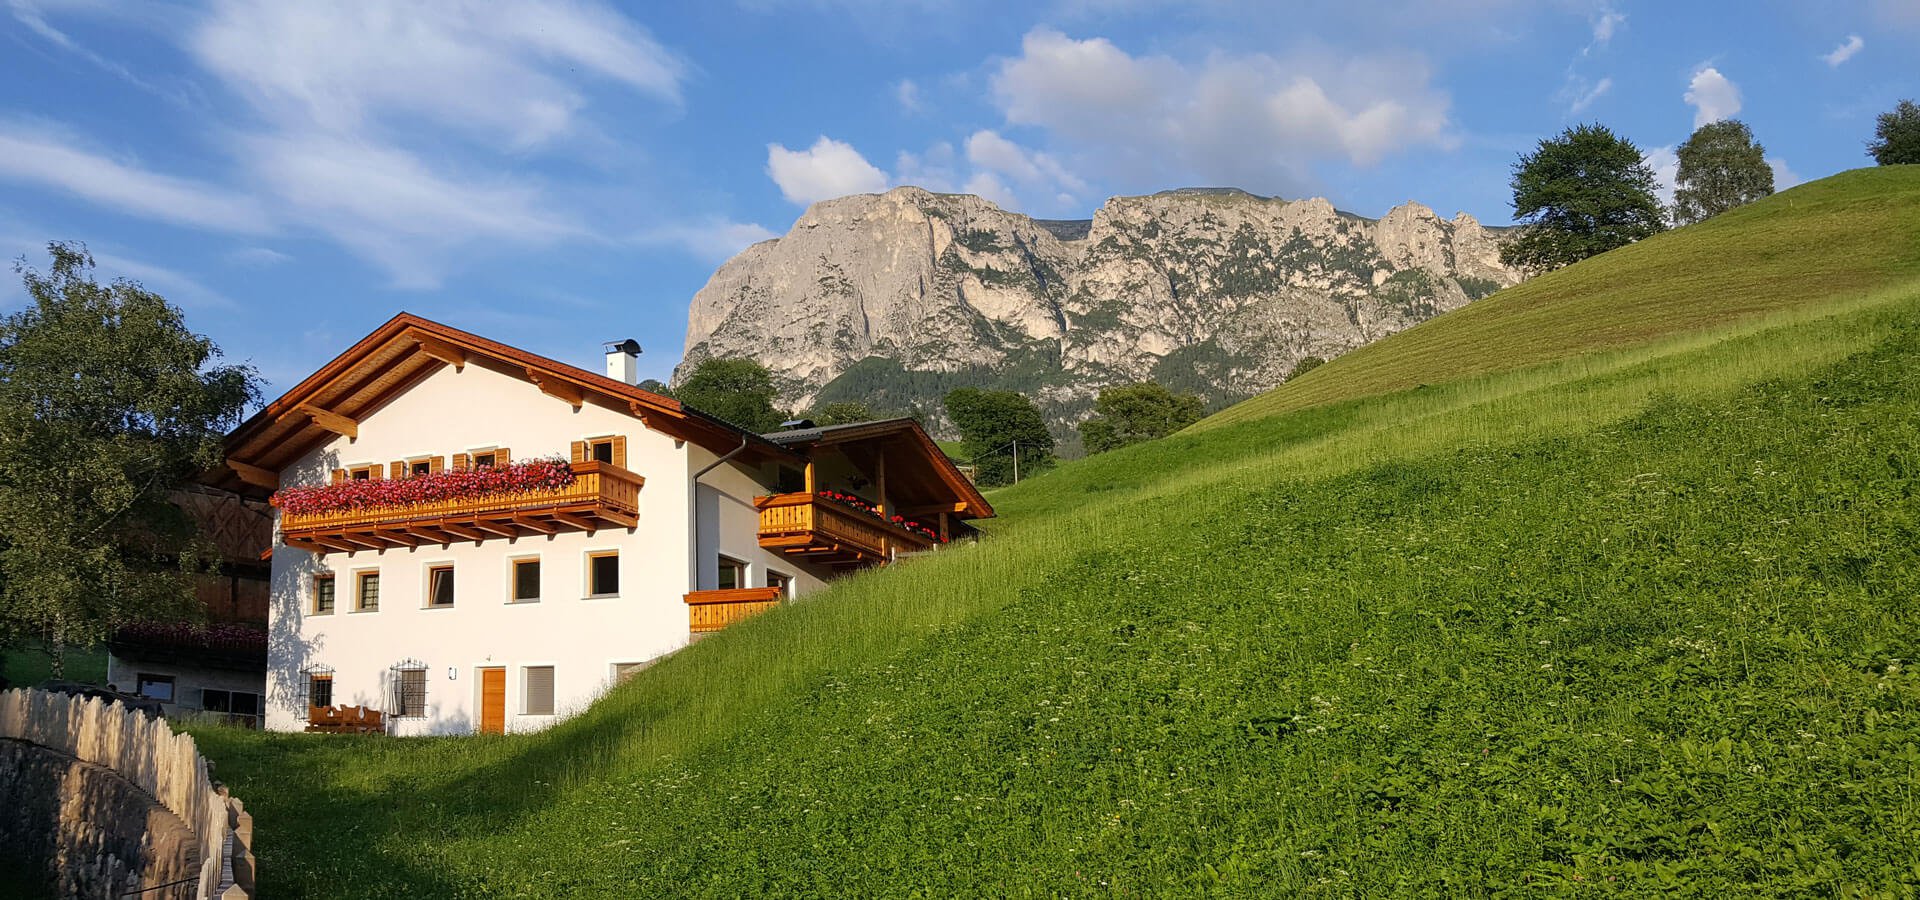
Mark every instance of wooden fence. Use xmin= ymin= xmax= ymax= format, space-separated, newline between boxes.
xmin=0 ymin=688 xmax=254 ymax=899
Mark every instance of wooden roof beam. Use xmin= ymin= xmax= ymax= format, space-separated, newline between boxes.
xmin=413 ymin=335 xmax=467 ymax=371
xmin=527 ymin=369 xmax=584 ymax=409
xmin=900 ymin=502 xmax=969 ymax=516
xmin=227 ymin=459 xmax=279 ymax=491
xmin=550 ymin=511 xmax=598 ymax=534
xmin=297 ymin=405 xmax=359 ymax=439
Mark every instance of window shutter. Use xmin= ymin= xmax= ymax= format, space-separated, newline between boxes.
xmin=390 ymin=461 xmax=404 ymax=479
xmin=570 ymin=440 xmax=586 ymax=464
xmin=453 ymin=453 xmax=471 ymax=471
xmin=330 ymin=468 xmax=347 ymax=484
xmin=430 ymin=456 xmax=444 ymax=473
xmin=610 ymin=436 xmax=627 ymax=468
xmin=525 ymin=666 xmax=555 ymax=715
xmin=495 ymin=446 xmax=510 ymax=465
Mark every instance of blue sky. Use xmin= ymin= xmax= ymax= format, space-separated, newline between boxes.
xmin=2 ymin=1 xmax=1916 ymax=392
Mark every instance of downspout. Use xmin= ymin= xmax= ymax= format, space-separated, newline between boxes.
xmin=687 ymin=437 xmax=752 ymax=594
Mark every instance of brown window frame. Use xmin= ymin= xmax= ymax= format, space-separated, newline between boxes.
xmin=511 ymin=557 xmax=541 ymax=603
xmin=426 ymin=564 xmax=456 ymax=608
xmin=347 ymin=464 xmax=380 ymax=481
xmin=307 ymin=674 xmax=333 ymax=709
xmin=355 ymin=570 xmax=381 ymax=612
xmin=313 ymin=575 xmax=336 ymax=615
xmin=587 ymin=551 xmax=620 ymax=598
xmin=716 ymin=555 xmax=747 ymax=591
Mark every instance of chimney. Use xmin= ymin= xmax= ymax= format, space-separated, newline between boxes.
xmin=604 ymin=339 xmax=641 ymax=385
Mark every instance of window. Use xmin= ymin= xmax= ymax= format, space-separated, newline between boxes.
xmin=523 ymin=666 xmax=555 ymax=715
xmin=202 ymin=689 xmax=262 ymax=727
xmin=313 ymin=576 xmax=335 ymax=615
xmin=588 ymin=551 xmax=619 ymax=597
xmin=717 ymin=555 xmax=746 ymax=591
xmin=393 ymin=666 xmax=427 ymax=718
xmin=307 ymin=674 xmax=333 ymax=709
xmin=611 ymin=661 xmax=650 ymax=684
xmin=590 ymin=439 xmax=614 ymax=464
xmin=471 ymin=450 xmax=497 ymax=469
xmin=409 ymin=458 xmax=433 ymax=477
xmin=348 ymin=464 xmax=378 ymax=481
xmin=135 ymin=673 xmax=175 ymax=703
xmin=356 ymin=571 xmax=380 ymax=612
xmin=575 ymin=435 xmax=624 ymax=468
xmin=512 ymin=558 xmax=541 ymax=603
xmin=427 ymin=565 xmax=455 ymax=607
xmin=767 ymin=571 xmax=792 ymax=597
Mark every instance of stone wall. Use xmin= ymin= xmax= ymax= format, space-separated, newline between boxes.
xmin=0 ymin=689 xmax=253 ymax=899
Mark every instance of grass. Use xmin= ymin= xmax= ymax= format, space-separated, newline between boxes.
xmin=1 ymin=642 xmax=108 ymax=687
xmin=191 ymin=169 xmax=1920 ymax=896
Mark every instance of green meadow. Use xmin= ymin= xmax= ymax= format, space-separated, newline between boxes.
xmin=192 ymin=168 xmax=1920 ymax=896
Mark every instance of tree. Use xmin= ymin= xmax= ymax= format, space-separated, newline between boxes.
xmin=808 ymin=401 xmax=875 ymax=426
xmin=1078 ymin=383 xmax=1205 ymax=455
xmin=1285 ymin=356 xmax=1326 ymax=382
xmin=673 ymin=358 xmax=788 ymax=432
xmin=943 ymin=388 xmax=1054 ymax=486
xmin=0 ymin=243 xmax=258 ymax=674
xmin=1672 ymin=119 xmax=1774 ymax=225
xmin=1869 ymin=99 xmax=1920 ymax=166
xmin=1500 ymin=123 xmax=1666 ymax=274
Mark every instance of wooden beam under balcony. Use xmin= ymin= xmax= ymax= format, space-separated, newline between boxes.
xmin=228 ymin=459 xmax=279 ymax=490
xmin=512 ymin=514 xmax=557 ymax=535
xmin=436 ymin=522 xmax=485 ymax=542
xmin=298 ymin=405 xmax=358 ymax=439
xmin=550 ymin=511 xmax=598 ymax=534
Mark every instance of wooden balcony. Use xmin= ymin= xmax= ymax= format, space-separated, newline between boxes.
xmin=280 ymin=461 xmax=642 ymax=554
xmin=684 ymin=587 xmax=784 ymax=633
xmin=754 ymin=492 xmax=936 ymax=567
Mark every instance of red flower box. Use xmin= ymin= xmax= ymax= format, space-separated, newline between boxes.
xmin=273 ymin=457 xmax=575 ymax=516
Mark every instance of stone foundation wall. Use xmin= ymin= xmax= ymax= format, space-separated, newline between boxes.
xmin=0 ymin=689 xmax=252 ymax=899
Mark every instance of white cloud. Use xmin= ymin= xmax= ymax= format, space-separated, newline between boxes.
xmin=965 ymin=130 xmax=1086 ymax=195
xmin=894 ymin=79 xmax=922 ymax=112
xmin=1768 ymin=157 xmax=1802 ymax=190
xmin=189 ymin=0 xmax=685 ymax=147
xmin=242 ymin=133 xmax=584 ymax=288
xmin=1643 ymin=145 xmax=1678 ymax=208
xmin=227 ymin=246 xmax=292 ymax=267
xmin=1683 ymin=66 xmax=1741 ymax=129
xmin=765 ymin=137 xmax=890 ymax=206
xmin=1566 ymin=76 xmax=1612 ymax=113
xmin=1823 ymin=35 xmax=1865 ymax=66
xmin=636 ymin=219 xmax=779 ymax=262
xmin=988 ymin=28 xmax=1451 ymax=195
xmin=1591 ymin=7 xmax=1624 ymax=46
xmin=962 ymin=172 xmax=1019 ymax=210
xmin=894 ymin=142 xmax=959 ymax=193
xmin=0 ymin=122 xmax=272 ymax=232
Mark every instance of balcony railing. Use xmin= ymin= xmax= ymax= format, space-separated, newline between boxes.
xmin=280 ymin=461 xmax=642 ymax=553
xmin=754 ymin=492 xmax=936 ymax=567
xmin=684 ymin=587 xmax=784 ymax=633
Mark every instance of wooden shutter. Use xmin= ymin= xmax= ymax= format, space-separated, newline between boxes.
xmin=390 ymin=461 xmax=405 ymax=479
xmin=495 ymin=446 xmax=510 ymax=466
xmin=330 ymin=468 xmax=347 ymax=484
xmin=570 ymin=440 xmax=586 ymax=464
xmin=610 ymin=436 xmax=627 ymax=468
xmin=430 ymin=456 xmax=445 ymax=473
xmin=453 ymin=452 xmax=471 ymax=471
xmin=524 ymin=666 xmax=555 ymax=715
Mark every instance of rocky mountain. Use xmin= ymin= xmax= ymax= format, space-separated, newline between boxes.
xmin=676 ymin=186 xmax=1523 ymax=438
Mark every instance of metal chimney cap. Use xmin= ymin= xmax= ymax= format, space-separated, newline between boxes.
xmin=604 ymin=338 xmax=642 ymax=356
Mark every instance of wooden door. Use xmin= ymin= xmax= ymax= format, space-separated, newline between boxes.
xmin=479 ymin=667 xmax=506 ymax=735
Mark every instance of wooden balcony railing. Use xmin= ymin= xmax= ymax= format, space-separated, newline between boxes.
xmin=754 ymin=492 xmax=935 ymax=567
xmin=684 ymin=586 xmax=785 ymax=633
xmin=281 ymin=461 xmax=642 ymax=553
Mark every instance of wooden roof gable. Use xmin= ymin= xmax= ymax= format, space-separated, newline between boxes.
xmin=765 ymin=418 xmax=994 ymax=520
xmin=213 ymin=313 xmax=798 ymax=496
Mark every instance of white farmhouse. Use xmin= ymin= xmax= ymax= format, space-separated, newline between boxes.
xmin=211 ymin=314 xmax=992 ymax=736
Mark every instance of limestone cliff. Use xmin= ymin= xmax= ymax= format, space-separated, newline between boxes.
xmin=676 ymin=186 xmax=1521 ymax=435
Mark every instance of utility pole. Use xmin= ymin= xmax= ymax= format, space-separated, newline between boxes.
xmin=1012 ymin=439 xmax=1019 ymax=484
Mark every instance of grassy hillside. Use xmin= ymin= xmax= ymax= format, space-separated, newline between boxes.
xmin=192 ymin=169 xmax=1920 ymax=896
xmin=1203 ymin=166 xmax=1920 ymax=427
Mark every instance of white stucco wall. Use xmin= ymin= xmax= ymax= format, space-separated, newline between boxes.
xmin=689 ymin=446 xmax=834 ymax=595
xmin=263 ymin=360 xmax=718 ymax=735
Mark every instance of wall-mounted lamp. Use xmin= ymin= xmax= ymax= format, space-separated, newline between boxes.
xmin=448 ymin=667 xmax=458 ymax=680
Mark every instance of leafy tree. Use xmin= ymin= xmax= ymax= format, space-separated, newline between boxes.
xmin=673 ymin=358 xmax=788 ymax=432
xmin=943 ymin=388 xmax=1054 ymax=486
xmin=1285 ymin=356 xmax=1326 ymax=381
xmin=1078 ymin=383 xmax=1205 ymax=455
xmin=1869 ymin=99 xmax=1920 ymax=166
xmin=1500 ymin=123 xmax=1666 ymax=274
xmin=0 ymin=243 xmax=258 ymax=675
xmin=1671 ymin=119 xmax=1774 ymax=225
xmin=808 ymin=401 xmax=876 ymax=426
